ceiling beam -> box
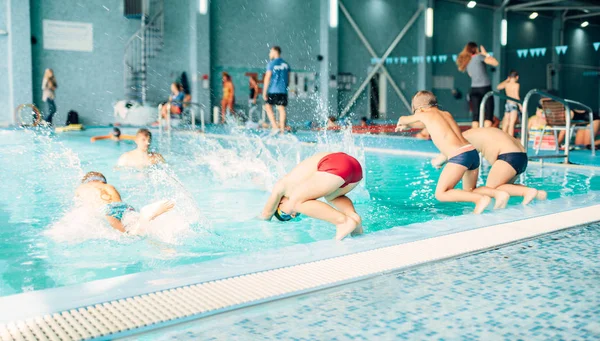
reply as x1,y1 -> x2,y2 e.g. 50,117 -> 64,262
506,0 -> 562,10
563,11 -> 600,21
510,6 -> 600,11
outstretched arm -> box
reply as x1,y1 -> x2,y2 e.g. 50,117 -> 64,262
395,114 -> 425,131
262,71 -> 272,101
260,181 -> 285,220
90,135 -> 111,142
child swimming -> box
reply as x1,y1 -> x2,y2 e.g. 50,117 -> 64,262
396,91 -> 509,214
432,127 -> 547,205
260,152 -> 363,240
90,127 -> 136,143
75,171 -> 174,234
117,129 -> 165,169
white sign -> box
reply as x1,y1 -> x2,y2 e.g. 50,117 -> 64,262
43,20 -> 93,52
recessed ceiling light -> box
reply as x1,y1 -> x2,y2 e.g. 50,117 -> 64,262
529,12 -> 538,19
467,1 -> 477,9
581,21 -> 589,28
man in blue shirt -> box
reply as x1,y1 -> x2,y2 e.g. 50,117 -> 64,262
263,46 -> 290,133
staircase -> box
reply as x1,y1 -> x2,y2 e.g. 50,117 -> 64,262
124,0 -> 164,104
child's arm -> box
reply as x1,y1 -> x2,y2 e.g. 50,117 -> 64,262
106,216 -> 126,233
90,135 -> 111,142
395,114 -> 425,131
260,181 -> 285,220
496,78 -> 509,90
120,135 -> 136,140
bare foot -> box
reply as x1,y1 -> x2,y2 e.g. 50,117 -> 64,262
536,190 -> 547,201
141,200 -> 175,221
522,188 -> 538,205
493,191 -> 510,209
335,217 -> 358,241
523,189 -> 547,205
153,200 -> 175,219
347,212 -> 363,236
473,196 -> 492,214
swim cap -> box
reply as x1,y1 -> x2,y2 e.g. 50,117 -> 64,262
83,175 -> 107,184
273,208 -> 300,222
112,127 -> 121,138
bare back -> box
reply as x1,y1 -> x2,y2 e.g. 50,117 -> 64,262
118,150 -> 164,168
419,109 -> 469,157
463,127 -> 525,163
75,182 -> 122,209
505,82 -> 520,104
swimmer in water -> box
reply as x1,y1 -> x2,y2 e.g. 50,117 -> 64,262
117,128 -> 165,169
90,127 -> 135,142
75,171 -> 174,234
432,128 -> 547,205
260,152 -> 363,240
396,91 -> 509,214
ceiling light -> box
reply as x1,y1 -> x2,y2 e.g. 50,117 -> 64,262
467,1 -> 477,8
529,12 -> 538,19
581,21 -> 589,28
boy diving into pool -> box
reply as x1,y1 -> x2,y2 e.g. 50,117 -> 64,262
396,91 -> 509,214
117,129 -> 165,169
75,171 -> 174,234
432,127 -> 547,205
260,152 -> 363,240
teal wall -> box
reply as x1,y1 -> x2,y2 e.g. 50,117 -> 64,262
338,0 -> 420,120
210,0 -> 320,123
561,22 -> 600,111
30,0 -> 139,125
0,0 -> 8,121
432,0 -> 493,121
0,0 -> 595,126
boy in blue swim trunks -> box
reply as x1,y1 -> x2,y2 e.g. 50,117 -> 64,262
75,171 -> 174,234
434,128 -> 547,205
396,91 -> 509,214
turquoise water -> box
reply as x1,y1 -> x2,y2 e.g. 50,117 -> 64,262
0,128 -> 598,296
134,223 -> 600,341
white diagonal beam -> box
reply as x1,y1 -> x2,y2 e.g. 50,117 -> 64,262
506,0 -> 562,10
339,6 -> 424,119
339,1 -> 411,112
564,12 -> 600,21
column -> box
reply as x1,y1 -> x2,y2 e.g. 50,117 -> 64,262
551,15 -> 562,91
417,0 -> 433,91
319,0 -> 338,117
7,0 -> 33,124
189,0 -> 211,124
492,0 -> 504,117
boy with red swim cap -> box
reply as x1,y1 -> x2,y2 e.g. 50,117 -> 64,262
260,152 -> 363,240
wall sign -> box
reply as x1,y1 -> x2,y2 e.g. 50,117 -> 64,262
43,20 -> 93,52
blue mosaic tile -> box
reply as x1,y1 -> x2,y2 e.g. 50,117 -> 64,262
135,224 -> 600,340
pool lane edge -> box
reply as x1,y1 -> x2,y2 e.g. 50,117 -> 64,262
1,204 -> 599,341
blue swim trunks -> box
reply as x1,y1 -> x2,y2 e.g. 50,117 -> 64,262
447,149 -> 480,171
497,152 -> 528,175
104,202 -> 135,220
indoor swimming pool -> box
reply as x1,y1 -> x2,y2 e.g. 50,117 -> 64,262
0,127 -> 599,298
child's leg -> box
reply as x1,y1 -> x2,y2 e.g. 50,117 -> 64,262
461,168 -> 509,209
502,113 -> 509,133
435,163 -> 491,214
281,172 -> 357,240
508,110 -> 518,137
486,161 -> 546,205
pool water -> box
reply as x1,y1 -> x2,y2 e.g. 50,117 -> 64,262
0,128 -> 598,296
135,223 -> 600,341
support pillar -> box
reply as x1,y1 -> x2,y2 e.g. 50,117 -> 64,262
189,0 -> 211,124
320,0 -> 339,118
492,0 -> 505,118
551,14 -> 563,91
6,0 -> 32,124
418,0 -> 433,91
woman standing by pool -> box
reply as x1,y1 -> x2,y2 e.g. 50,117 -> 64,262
457,42 -> 498,128
42,68 -> 57,124
221,72 -> 235,123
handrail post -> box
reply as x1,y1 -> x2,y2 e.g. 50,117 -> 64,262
520,90 -> 535,148
479,91 -> 494,127
564,103 -> 571,163
191,106 -> 195,131
200,108 -> 205,132
157,103 -> 163,136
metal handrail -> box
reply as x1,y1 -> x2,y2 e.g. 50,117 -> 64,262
158,101 -> 206,136
479,91 -> 523,127
521,89 -> 596,163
